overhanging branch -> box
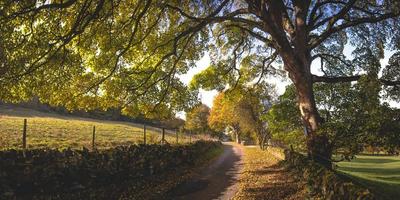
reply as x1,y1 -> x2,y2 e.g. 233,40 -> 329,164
312,75 -> 400,86
2,0 -> 78,21
313,75 -> 361,83
381,79 -> 400,86
310,12 -> 400,49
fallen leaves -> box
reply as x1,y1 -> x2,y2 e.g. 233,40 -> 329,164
233,146 -> 306,200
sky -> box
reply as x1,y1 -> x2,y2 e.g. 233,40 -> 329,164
177,46 -> 399,119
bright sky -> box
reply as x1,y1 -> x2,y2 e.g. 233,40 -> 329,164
178,53 -> 219,107
177,46 -> 398,119
178,52 -> 290,108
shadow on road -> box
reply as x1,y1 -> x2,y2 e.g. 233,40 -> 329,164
169,143 -> 243,200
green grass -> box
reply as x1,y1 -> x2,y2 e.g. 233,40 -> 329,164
0,105 -> 196,150
337,155 -> 400,200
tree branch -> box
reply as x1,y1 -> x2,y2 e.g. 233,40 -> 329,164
313,75 -> 400,86
310,12 -> 400,49
381,79 -> 400,86
224,24 -> 275,48
311,0 -> 357,31
312,75 -> 360,83
2,0 -> 78,21
312,53 -> 353,68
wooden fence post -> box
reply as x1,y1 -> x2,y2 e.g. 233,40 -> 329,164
161,128 -> 165,144
22,119 -> 27,150
158,128 -> 168,145
189,130 -> 192,143
176,129 -> 178,144
92,126 -> 96,150
143,125 -> 147,145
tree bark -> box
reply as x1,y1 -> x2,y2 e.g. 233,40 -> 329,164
291,69 -> 332,167
247,0 -> 335,166
235,132 -> 241,144
281,48 -> 332,166
259,131 -> 269,150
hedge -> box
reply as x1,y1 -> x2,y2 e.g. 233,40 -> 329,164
283,150 -> 375,200
0,140 -> 222,199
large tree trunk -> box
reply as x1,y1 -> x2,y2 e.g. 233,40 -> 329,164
251,0 -> 332,165
280,46 -> 332,166
291,71 -> 332,167
297,79 -> 332,166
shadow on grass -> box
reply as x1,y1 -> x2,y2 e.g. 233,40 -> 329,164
337,171 -> 400,200
351,157 -> 399,164
339,166 -> 400,176
337,155 -> 400,200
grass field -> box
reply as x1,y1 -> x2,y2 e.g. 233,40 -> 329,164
0,105 -> 196,150
337,155 -> 400,200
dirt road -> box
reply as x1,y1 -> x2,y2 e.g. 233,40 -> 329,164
169,142 -> 243,200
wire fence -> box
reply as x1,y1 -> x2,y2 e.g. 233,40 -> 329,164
0,117 -> 212,150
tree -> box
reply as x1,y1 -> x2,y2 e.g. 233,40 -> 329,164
269,81 -> 400,161
208,93 -> 230,132
0,0 -> 200,119
1,1 -> 400,164
375,106 -> 400,154
235,85 -> 275,149
208,84 -> 275,147
161,117 -> 185,130
186,1 -> 400,164
208,92 -> 242,142
185,104 -> 212,135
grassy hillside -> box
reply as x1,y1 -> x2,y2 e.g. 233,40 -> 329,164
0,105 -> 194,150
337,155 -> 400,200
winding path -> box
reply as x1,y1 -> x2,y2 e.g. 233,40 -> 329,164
170,142 -> 243,200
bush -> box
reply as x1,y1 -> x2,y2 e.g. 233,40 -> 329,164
0,141 -> 222,199
283,150 -> 375,200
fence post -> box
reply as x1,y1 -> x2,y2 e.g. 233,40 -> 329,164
22,119 -> 27,150
189,130 -> 192,143
176,129 -> 178,144
92,126 -> 96,150
161,128 -> 165,144
143,125 -> 147,145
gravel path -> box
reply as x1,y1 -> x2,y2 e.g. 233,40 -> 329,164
169,142 -> 243,200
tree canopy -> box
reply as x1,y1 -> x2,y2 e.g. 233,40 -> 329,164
208,84 -> 275,146
269,82 -> 400,159
184,104 -> 212,135
1,0 -> 203,118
